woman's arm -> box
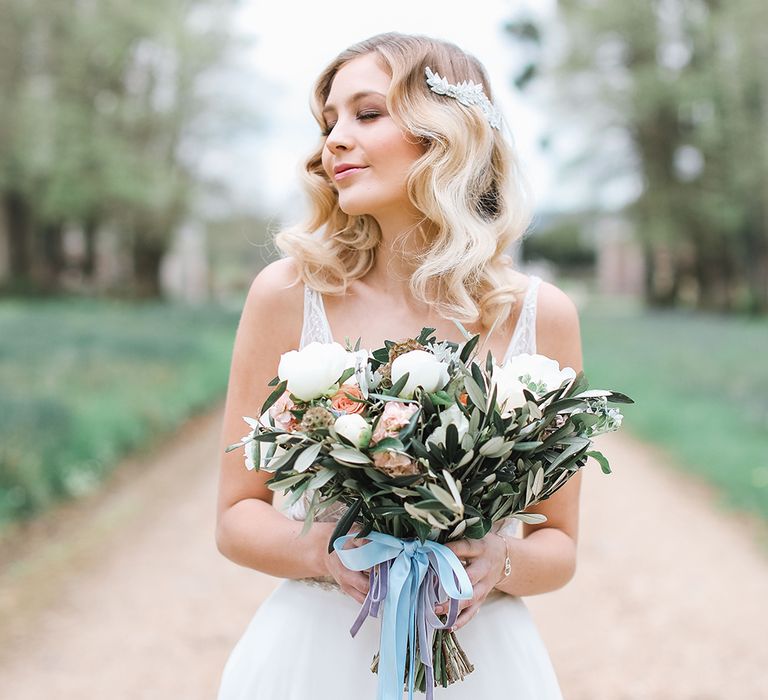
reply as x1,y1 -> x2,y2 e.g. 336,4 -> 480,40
214,259 -> 370,601
446,281 -> 584,627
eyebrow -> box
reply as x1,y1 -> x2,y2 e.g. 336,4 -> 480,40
321,91 -> 386,116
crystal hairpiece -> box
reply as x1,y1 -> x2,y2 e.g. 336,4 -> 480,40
425,66 -> 502,130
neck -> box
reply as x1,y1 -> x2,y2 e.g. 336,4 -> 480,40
365,207 -> 428,305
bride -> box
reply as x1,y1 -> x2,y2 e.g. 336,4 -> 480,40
215,32 -> 581,699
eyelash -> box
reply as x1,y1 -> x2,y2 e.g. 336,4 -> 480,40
322,111 -> 380,137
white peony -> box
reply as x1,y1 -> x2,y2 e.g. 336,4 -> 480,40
426,404 -> 470,447
501,353 -> 577,394
278,341 -> 350,402
490,365 -> 528,416
333,413 -> 372,448
391,350 -> 450,399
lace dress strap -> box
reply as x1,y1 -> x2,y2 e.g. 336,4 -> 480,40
284,284 -> 345,531
502,275 -> 541,363
300,284 -> 334,348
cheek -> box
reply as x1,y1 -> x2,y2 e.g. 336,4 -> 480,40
320,150 -> 333,178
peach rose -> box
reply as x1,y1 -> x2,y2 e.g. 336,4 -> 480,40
372,401 -> 418,444
372,450 -> 420,477
330,385 -> 366,415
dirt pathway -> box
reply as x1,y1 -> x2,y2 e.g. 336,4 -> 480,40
0,408 -> 765,699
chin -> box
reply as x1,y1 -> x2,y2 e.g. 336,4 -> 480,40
336,197 -> 378,218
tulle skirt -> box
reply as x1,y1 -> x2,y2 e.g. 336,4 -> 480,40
217,578 -> 562,699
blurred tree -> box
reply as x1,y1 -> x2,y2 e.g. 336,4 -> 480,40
506,1 -> 768,313
0,0 -> 241,297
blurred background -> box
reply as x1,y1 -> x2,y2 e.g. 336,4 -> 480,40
1,1 -> 766,698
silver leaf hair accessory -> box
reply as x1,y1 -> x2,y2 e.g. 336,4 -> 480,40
425,66 -> 502,130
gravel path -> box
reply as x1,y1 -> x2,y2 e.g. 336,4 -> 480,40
0,408 -> 765,699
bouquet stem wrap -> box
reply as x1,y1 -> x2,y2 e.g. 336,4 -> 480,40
333,532 -> 473,700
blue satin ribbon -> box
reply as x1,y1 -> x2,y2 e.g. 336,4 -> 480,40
333,531 -> 473,700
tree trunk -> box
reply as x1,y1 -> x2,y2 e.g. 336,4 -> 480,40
82,217 -> 99,280
131,238 -> 165,299
3,191 -> 34,292
33,221 -> 65,292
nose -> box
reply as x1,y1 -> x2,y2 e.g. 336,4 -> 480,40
325,118 -> 353,153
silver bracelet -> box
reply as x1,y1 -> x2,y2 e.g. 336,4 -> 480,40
494,531 -> 512,580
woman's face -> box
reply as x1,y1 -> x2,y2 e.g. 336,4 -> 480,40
320,53 -> 425,220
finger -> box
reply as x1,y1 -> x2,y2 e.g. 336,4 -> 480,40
452,603 -> 478,630
343,586 -> 367,605
448,537 -> 483,561
462,561 -> 484,586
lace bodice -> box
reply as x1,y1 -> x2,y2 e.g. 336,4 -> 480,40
300,276 -> 541,358
284,276 -> 542,530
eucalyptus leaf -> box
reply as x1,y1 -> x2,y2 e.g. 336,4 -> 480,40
586,450 -> 612,474
308,467 -> 336,490
294,443 -> 323,473
300,490 -> 320,536
607,391 -> 634,404
441,470 -> 463,507
260,379 -> 288,416
267,443 -> 304,471
267,472 -> 310,490
370,437 -> 405,453
532,467 -> 544,497
463,376 -> 486,409
513,512 -> 548,525
327,498 -> 363,553
458,332 -> 479,363
388,371 -> 410,398
329,447 -> 372,464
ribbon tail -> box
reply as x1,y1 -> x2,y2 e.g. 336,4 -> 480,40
378,554 -> 411,700
349,568 -> 375,637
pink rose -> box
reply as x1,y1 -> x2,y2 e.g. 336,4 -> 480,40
269,392 -> 300,432
372,401 -> 418,444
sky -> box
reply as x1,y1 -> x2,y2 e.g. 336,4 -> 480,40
206,0 -> 584,221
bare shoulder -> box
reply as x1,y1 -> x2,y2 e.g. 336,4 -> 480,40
240,256 -> 304,345
536,279 -> 580,329
534,279 -> 583,371
246,256 -> 303,306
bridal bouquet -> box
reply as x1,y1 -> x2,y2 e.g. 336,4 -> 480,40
227,325 -> 631,699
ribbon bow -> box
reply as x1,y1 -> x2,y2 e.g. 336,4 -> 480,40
333,531 -> 473,700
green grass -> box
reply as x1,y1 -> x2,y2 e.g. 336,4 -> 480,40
0,298 -> 240,526
580,299 -> 768,521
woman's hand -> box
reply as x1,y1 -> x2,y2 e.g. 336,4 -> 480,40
439,532 -> 508,630
316,522 -> 371,604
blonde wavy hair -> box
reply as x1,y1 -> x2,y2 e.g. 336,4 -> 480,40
274,32 -> 532,331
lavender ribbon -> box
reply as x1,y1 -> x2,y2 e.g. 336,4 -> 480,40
333,531 -> 473,700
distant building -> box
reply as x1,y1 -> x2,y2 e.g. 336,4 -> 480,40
594,215 -> 644,297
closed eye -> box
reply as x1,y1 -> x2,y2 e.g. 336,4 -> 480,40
322,110 -> 382,137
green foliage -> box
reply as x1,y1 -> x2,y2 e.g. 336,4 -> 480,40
0,298 -> 239,525
508,1 -> 768,313
522,217 -> 596,270
581,301 -> 768,521
0,0 -> 246,294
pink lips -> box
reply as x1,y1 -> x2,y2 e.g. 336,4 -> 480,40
333,164 -> 367,181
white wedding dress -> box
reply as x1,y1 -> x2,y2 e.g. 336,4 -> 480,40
217,275 -> 564,699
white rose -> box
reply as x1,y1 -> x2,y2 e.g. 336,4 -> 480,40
490,364 -> 528,416
278,341 -> 349,402
502,353 -> 577,394
391,350 -> 450,399
426,404 -> 470,447
334,413 -> 372,448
